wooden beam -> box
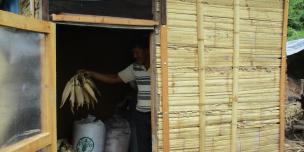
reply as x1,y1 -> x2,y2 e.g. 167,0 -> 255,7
150,31 -> 159,152
41,0 -> 49,20
279,0 -> 289,151
231,0 -> 240,151
160,25 -> 170,152
196,0 -> 206,151
0,10 -> 51,33
51,13 -> 159,27
0,133 -> 51,152
41,23 -> 57,152
161,0 -> 167,25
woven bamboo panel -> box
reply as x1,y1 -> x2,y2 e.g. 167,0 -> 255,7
155,0 -> 285,151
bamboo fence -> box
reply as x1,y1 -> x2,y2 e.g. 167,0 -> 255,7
155,0 -> 287,151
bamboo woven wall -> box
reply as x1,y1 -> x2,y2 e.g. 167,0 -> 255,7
155,0 -> 286,151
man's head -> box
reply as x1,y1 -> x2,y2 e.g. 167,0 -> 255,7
132,44 -> 149,65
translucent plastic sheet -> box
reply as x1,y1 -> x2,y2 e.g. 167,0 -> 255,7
0,27 -> 44,147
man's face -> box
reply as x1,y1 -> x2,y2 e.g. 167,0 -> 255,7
133,47 -> 145,64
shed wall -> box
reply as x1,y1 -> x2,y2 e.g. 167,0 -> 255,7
156,0 -> 285,151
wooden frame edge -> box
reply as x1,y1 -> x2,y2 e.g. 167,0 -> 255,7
0,10 -> 51,33
51,13 -> 159,27
279,0 -> 289,151
0,133 -> 51,152
160,25 -> 170,152
150,30 -> 159,152
41,23 -> 57,152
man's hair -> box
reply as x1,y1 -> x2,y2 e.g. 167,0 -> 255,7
132,37 -> 149,51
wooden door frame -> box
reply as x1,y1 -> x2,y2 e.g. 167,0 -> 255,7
52,15 -> 161,152
0,10 -> 56,152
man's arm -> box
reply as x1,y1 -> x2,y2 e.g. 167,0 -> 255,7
87,71 -> 123,84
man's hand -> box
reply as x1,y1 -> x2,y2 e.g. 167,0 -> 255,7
77,69 -> 93,78
77,69 -> 122,84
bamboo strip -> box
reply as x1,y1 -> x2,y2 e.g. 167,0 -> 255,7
168,28 -> 282,48
168,16 -> 283,29
168,102 -> 279,109
157,126 -> 279,139
157,135 -> 279,148
279,0 -> 289,151
196,0 -> 206,151
166,102 -> 280,112
157,124 -> 279,137
167,5 -> 283,21
157,117 -> 279,129
231,0 -> 240,151
160,25 -> 170,152
167,0 -> 283,9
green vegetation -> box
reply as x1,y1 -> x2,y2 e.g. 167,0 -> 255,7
288,0 -> 304,40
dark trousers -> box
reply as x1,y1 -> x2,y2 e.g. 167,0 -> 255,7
134,110 -> 151,152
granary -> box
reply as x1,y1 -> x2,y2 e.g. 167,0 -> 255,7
0,0 -> 288,151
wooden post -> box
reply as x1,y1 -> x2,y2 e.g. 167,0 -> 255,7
41,23 -> 57,152
231,0 -> 240,151
41,0 -> 49,20
150,31 -> 159,152
160,0 -> 167,25
51,14 -> 159,27
280,0 -> 289,151
196,0 -> 206,151
160,25 -> 170,152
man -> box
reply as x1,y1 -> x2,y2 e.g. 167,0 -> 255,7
81,44 -> 151,152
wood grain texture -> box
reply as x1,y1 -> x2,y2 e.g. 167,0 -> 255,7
0,10 -> 51,33
279,0 -> 289,151
52,13 -> 159,27
160,25 -> 170,152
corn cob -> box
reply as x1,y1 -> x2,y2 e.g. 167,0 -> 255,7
60,78 -> 72,108
83,81 -> 98,103
70,77 -> 76,113
74,76 -> 84,110
60,73 -> 101,113
86,78 -> 102,97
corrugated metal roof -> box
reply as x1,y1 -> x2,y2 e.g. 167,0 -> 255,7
287,39 -> 304,56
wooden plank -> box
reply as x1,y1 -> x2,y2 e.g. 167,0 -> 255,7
160,25 -> 170,152
51,13 -> 159,27
150,31 -> 159,152
231,0 -> 240,151
42,0 -> 49,20
41,23 -> 57,152
168,0 -> 284,9
196,0 -> 206,151
161,0 -> 167,25
0,10 -> 51,33
0,133 -> 51,152
279,0 -> 289,151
